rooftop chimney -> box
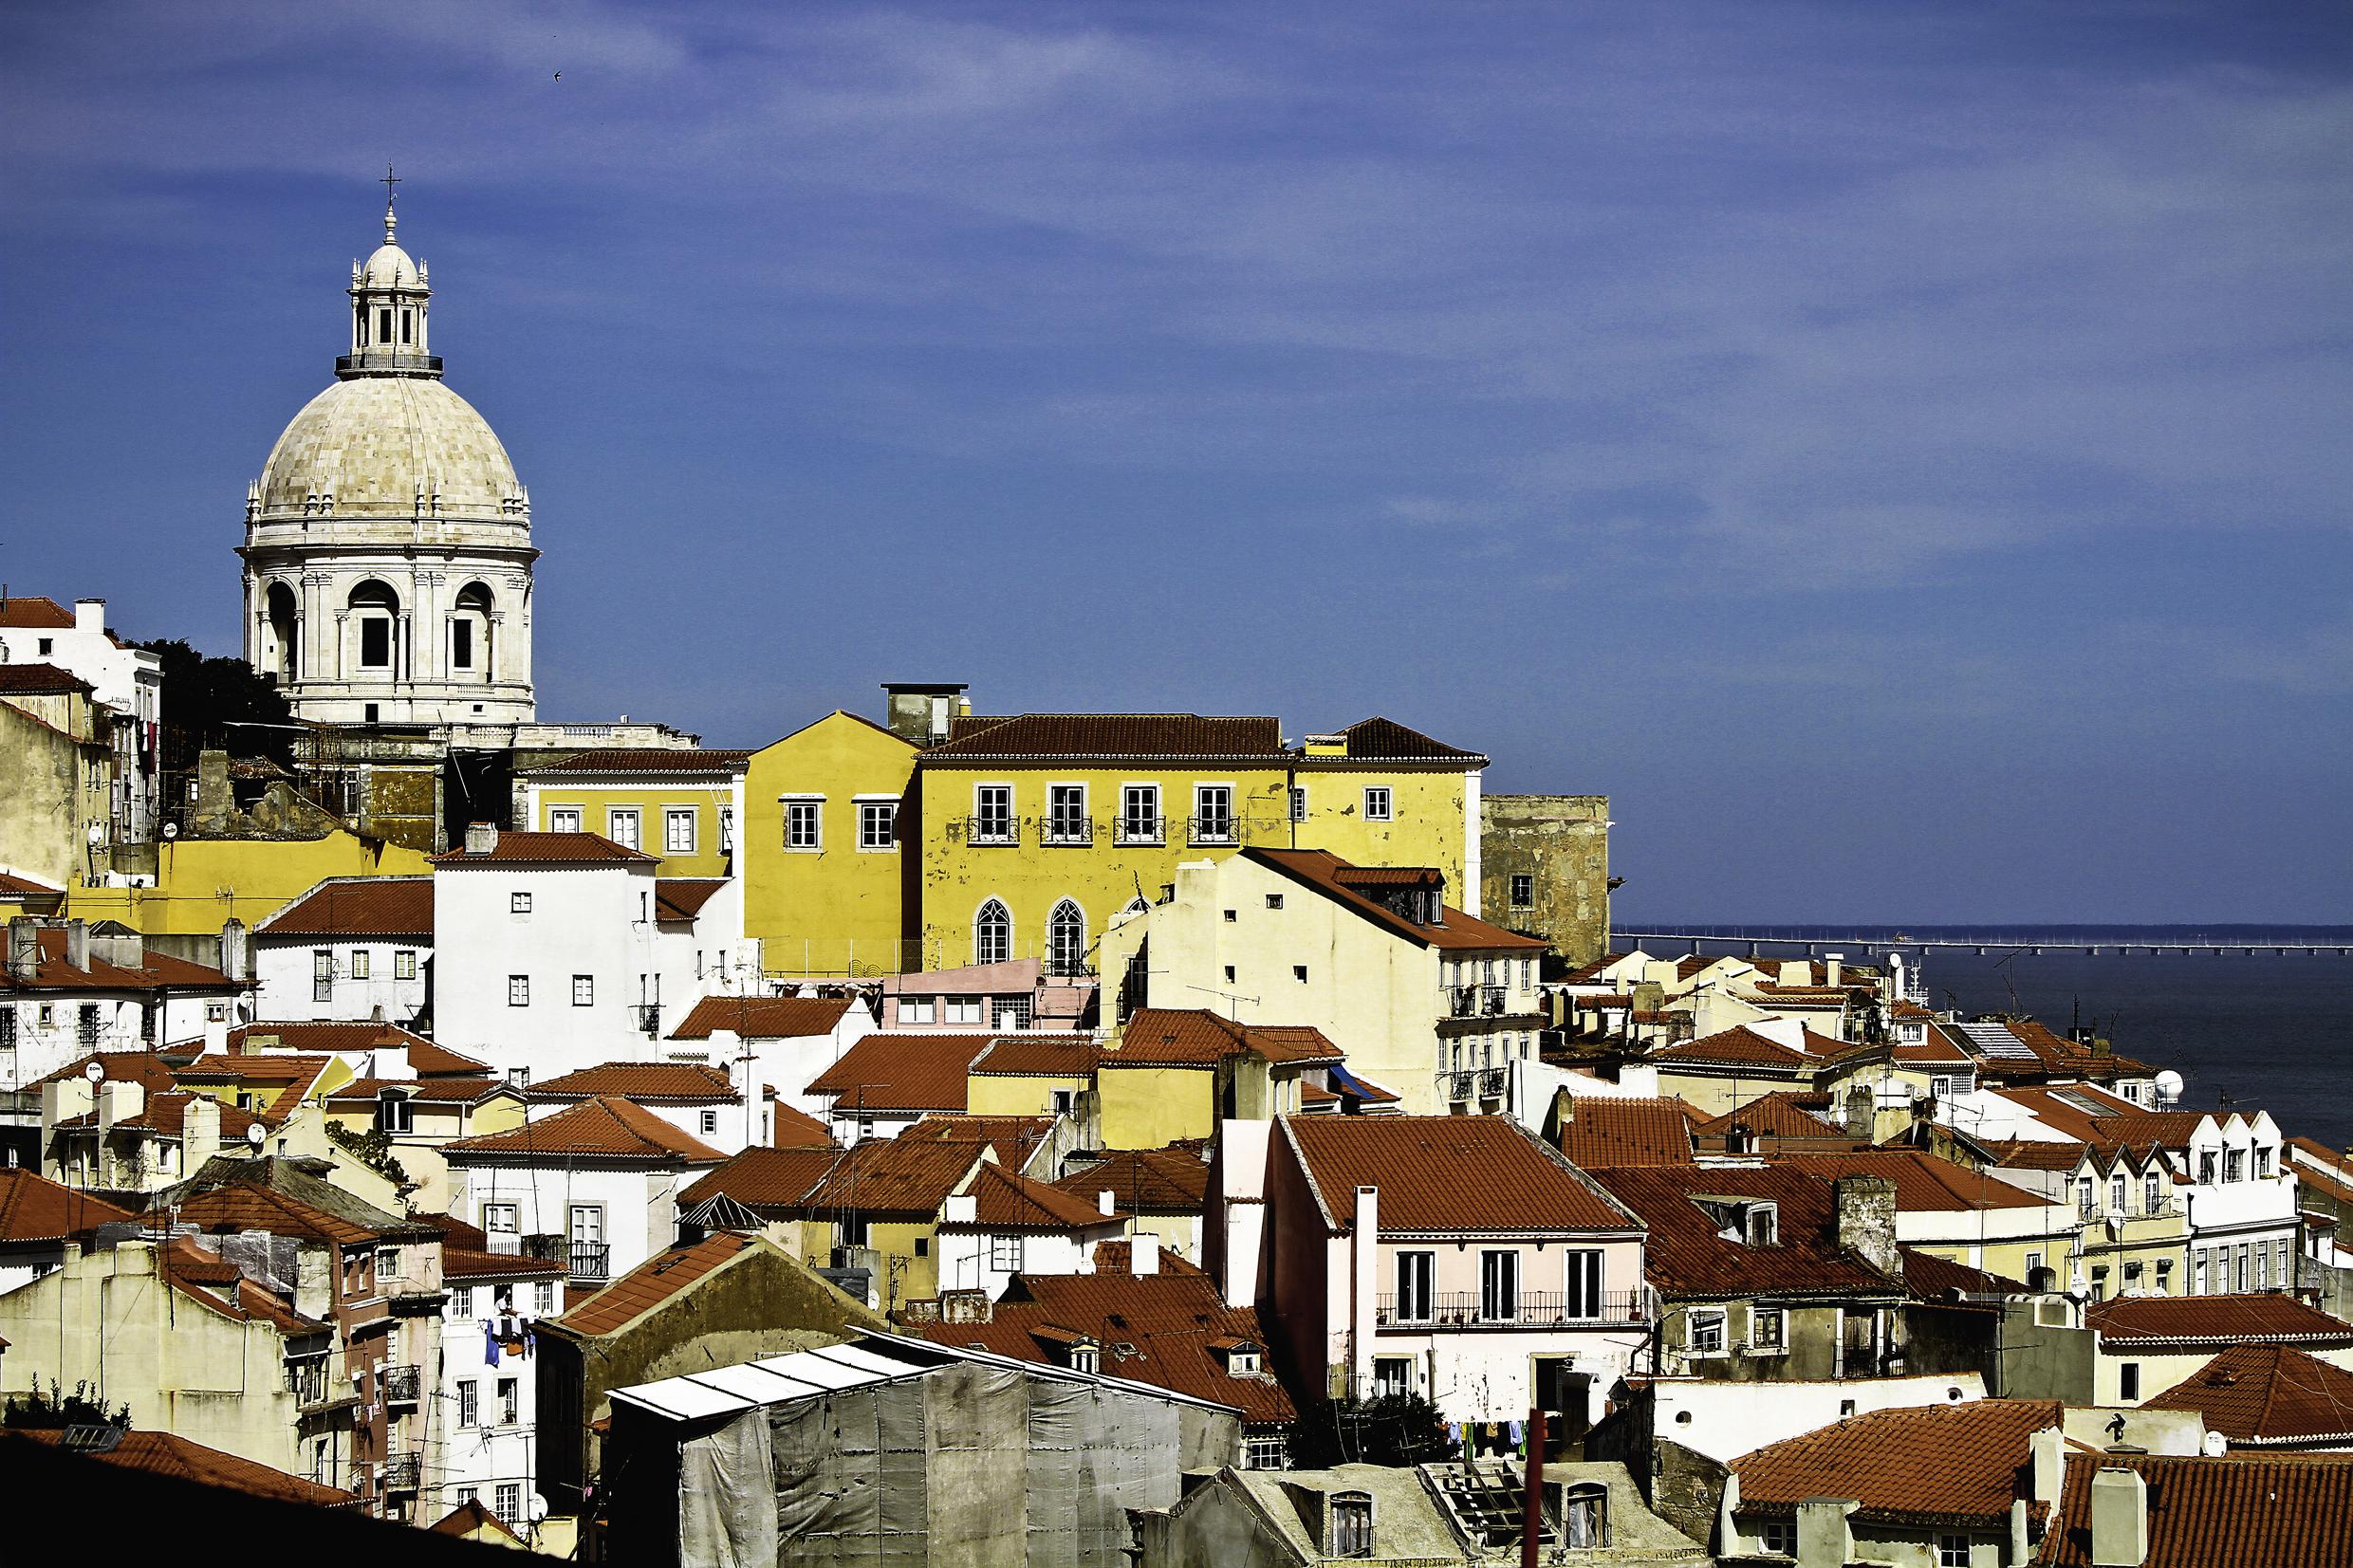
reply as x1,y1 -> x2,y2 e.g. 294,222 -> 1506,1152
1833,1173 -> 1899,1277
97,1079 -> 144,1133
74,599 -> 105,635
2089,1467 -> 2148,1567
880,682 -> 968,747
7,918 -> 38,982
184,1094 -> 221,1172
216,918 -> 248,982
464,821 -> 498,856
64,919 -> 89,972
1824,952 -> 1843,987
1131,1233 -> 1160,1276
1097,1189 -> 1117,1216
943,1192 -> 977,1226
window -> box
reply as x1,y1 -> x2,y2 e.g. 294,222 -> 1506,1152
992,996 -> 1033,1030
451,617 -> 472,669
1293,965 -> 1308,982
313,949 -> 333,1003
2198,1151 -> 2217,1184
1362,786 -> 1392,821
1559,1484 -> 1608,1549
360,616 -> 391,668
535,1281 -> 556,1315
1288,786 -> 1307,822
2110,1174 -> 2127,1213
571,974 -> 593,1006
666,808 -> 695,854
1193,784 -> 1233,843
1563,1247 -> 1603,1318
2078,1177 -> 2096,1216
450,1285 -> 475,1319
899,997 -> 935,1024
1751,1306 -> 1786,1351
495,1483 -> 521,1525
2235,1244 -> 2251,1291
511,891 -> 532,914
943,996 -> 982,1025
377,1091 -> 413,1134
1241,1434 -> 1288,1471
700,1110 -> 718,1135
2225,1149 -> 2244,1183
1328,1493 -> 1373,1558
458,1380 -> 479,1427
481,1203 -> 518,1234
1510,873 -> 1534,909
2256,1147 -> 2272,1179
1266,894 -> 1285,910
349,949 -> 370,981
1120,784 -> 1161,842
507,1065 -> 530,1088
973,784 -> 1014,843
548,807 -> 581,833
784,799 -> 822,849
607,808 -> 640,850
1936,1536 -> 1973,1568
974,899 -> 1011,966
1047,900 -> 1086,977
508,975 -> 529,1006
498,1377 -> 519,1426
1759,1519 -> 1795,1557
1046,784 -> 1088,844
1479,1249 -> 1519,1321
1372,1357 -> 1412,1399
858,800 -> 898,850
990,1234 -> 1024,1271
2025,1250 -> 2045,1285
1395,1251 -> 1435,1321
1690,1309 -> 1727,1354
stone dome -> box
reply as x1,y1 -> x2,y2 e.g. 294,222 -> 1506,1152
360,239 -> 421,289
257,377 -> 522,520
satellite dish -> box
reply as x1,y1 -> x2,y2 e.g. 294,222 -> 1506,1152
83,1061 -> 105,1084
247,1123 -> 267,1150
2154,1069 -> 2184,1105
161,822 -> 178,840
2201,1430 -> 2227,1457
528,1493 -> 549,1523
86,822 -> 104,846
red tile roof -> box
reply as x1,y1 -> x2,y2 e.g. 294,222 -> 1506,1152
439,1096 -> 726,1163
1650,1026 -> 1812,1070
0,871 -> 65,896
555,1231 -> 767,1337
771,1100 -> 838,1150
1900,1247 -> 2028,1299
655,878 -> 728,922
175,1183 -> 390,1246
1248,848 -> 1547,952
0,662 -> 94,694
54,1088 -> 266,1141
797,1136 -> 991,1219
5,1429 -> 357,1507
0,929 -> 244,994
918,713 -> 1288,762
1051,1145 -> 1213,1213
1552,1097 -> 1698,1169
1775,1151 -> 2053,1212
2086,1293 -> 2353,1348
1325,715 -> 1485,763
518,748 -> 752,774
442,1246 -> 567,1282
0,1168 -> 137,1243
255,876 -> 432,937
668,992 -> 855,1040
1113,1009 -> 1342,1067
29,1048 -> 178,1093
806,1034 -> 988,1113
2140,1343 -> 2353,1444
901,1114 -> 1054,1166
915,1269 -> 1295,1425
1695,1090 -> 1851,1142
529,1061 -> 740,1103
2035,1453 -> 2353,1567
0,595 -> 76,628
967,1035 -> 1103,1077
946,1162 -> 1119,1232
1592,1165 -> 1899,1299
1281,1115 -> 1639,1235
320,1075 -> 510,1105
425,829 -> 657,865
1734,1399 -> 2063,1525
679,1146 -> 846,1209
171,1022 -> 482,1078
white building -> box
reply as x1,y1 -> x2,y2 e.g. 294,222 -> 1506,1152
663,993 -> 872,1117
931,1165 -> 1129,1300
437,1227 -> 567,1530
253,876 -> 433,1024
0,595 -> 164,843
239,192 -> 534,735
527,1061 -> 764,1156
1,919 -> 250,1095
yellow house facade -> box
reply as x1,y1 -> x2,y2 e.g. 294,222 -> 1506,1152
516,747 -> 749,878
906,713 -> 1486,981
68,828 -> 432,938
740,710 -> 917,978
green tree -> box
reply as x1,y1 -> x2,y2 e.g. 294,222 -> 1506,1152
133,638 -> 296,774
1288,1391 -> 1458,1469
3,1379 -> 130,1430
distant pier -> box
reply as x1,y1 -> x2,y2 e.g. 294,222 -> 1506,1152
1612,931 -> 2352,959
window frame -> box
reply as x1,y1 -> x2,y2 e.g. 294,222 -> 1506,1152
1395,1250 -> 1436,1322
1509,873 -> 1533,908
547,806 -> 582,834
1045,783 -> 1090,845
1936,1534 -> 1973,1568
1362,786 -> 1393,821
571,974 -> 594,1007
508,974 -> 529,1007
1119,783 -> 1163,844
857,797 -> 899,851
664,807 -> 696,854
606,807 -> 640,850
510,891 -> 532,914
1328,1492 -> 1374,1559
782,796 -> 823,852
1689,1307 -> 1728,1356
973,783 -> 1015,844
1478,1248 -> 1520,1323
1192,783 -> 1235,843
974,900 -> 1012,967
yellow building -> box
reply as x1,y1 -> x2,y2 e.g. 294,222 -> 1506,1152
0,665 -> 112,890
516,747 -> 750,877
739,710 -> 917,977
68,827 -> 432,939
905,712 -> 1487,980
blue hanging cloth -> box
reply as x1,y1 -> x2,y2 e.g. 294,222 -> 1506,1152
484,1320 -> 502,1367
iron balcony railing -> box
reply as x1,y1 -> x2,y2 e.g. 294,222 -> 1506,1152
961,816 -> 1019,846
1042,816 -> 1095,846
1114,816 -> 1166,845
1187,815 -> 1238,846
380,1364 -> 421,1405
565,1242 -> 611,1282
381,1452 -> 422,1492
1478,1068 -> 1508,1098
1375,1290 -> 1649,1329
1449,987 -> 1479,1019
633,1004 -> 660,1036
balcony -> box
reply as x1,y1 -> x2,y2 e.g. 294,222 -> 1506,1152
380,1364 -> 421,1406
1375,1290 -> 1649,1330
633,1004 -> 660,1037
1481,987 -> 1509,1017
1445,1072 -> 1477,1103
1042,816 -> 1095,847
565,1242 -> 611,1283
1478,1068 -> 1508,1098
1186,815 -> 1238,847
960,816 -> 1019,847
1449,987 -> 1479,1020
381,1452 -> 422,1493
1114,816 -> 1165,846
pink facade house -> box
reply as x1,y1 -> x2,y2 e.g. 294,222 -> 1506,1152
1232,1114 -> 1652,1435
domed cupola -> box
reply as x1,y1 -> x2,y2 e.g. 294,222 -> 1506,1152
343,183 -> 437,378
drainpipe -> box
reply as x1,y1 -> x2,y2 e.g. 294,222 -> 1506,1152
1520,1407 -> 1547,1568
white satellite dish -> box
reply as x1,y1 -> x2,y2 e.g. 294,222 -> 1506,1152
528,1493 -> 549,1523
2154,1069 -> 2184,1105
161,822 -> 178,840
2201,1430 -> 2227,1457
247,1123 -> 267,1150
83,1061 -> 105,1084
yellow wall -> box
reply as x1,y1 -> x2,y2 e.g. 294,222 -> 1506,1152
324,1096 -> 528,1211
869,1217 -> 940,1310
742,712 -> 917,977
528,779 -> 739,877
68,829 -> 432,936
966,1071 -> 1096,1119
1097,1065 -> 1217,1150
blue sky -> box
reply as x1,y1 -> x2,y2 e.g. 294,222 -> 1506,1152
4,2 -> 2347,923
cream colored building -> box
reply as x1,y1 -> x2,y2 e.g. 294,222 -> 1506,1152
239,193 -> 535,735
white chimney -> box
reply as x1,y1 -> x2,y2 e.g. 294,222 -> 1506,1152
65,919 -> 89,972
7,918 -> 38,982
97,1079 -> 143,1132
1824,952 -> 1843,987
1097,1189 -> 1116,1216
943,1193 -> 976,1226
74,599 -> 104,635
216,918 -> 248,982
464,821 -> 499,855
1351,1186 -> 1379,1399
2089,1467 -> 2148,1567
203,1017 -> 230,1056
183,1094 -> 221,1172
1131,1233 -> 1160,1276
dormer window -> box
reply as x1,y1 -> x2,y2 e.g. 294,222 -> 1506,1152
1328,1492 -> 1373,1558
1695,1197 -> 1777,1246
1068,1344 -> 1099,1374
377,1090 -> 413,1134
1218,1339 -> 1262,1376
1746,1204 -> 1777,1246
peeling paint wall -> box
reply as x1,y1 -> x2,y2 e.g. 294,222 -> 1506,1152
1480,793 -> 1610,965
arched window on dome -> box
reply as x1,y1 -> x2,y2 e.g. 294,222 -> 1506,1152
347,580 -> 400,674
974,899 -> 1012,967
1047,900 -> 1087,978
264,581 -> 300,684
451,582 -> 494,679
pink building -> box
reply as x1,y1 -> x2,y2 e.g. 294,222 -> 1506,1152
1225,1114 -> 1652,1434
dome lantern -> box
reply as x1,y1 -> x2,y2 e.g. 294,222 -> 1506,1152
341,170 -> 437,380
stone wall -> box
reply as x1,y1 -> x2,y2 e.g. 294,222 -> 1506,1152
1479,794 -> 1610,965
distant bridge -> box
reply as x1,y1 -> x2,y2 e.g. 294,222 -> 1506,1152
1611,930 -> 2353,959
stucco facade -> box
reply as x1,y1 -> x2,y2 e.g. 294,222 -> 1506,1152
1479,792 -> 1611,966
741,710 -> 918,977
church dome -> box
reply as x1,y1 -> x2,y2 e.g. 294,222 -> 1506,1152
257,376 -> 523,521
360,239 -> 421,289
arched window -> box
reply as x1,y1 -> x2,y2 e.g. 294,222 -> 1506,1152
265,581 -> 299,682
347,580 -> 400,672
1047,900 -> 1086,977
452,581 -> 493,676
974,899 -> 1011,966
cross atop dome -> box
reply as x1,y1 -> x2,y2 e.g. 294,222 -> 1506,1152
380,164 -> 401,243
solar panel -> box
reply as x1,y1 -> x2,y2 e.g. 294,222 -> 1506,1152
1958,1022 -> 2037,1061
2050,1088 -> 2118,1116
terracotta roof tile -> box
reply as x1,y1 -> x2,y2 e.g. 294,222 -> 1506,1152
655,878 -> 728,922
1248,848 -> 1547,952
0,871 -> 65,896
2036,1453 -> 2353,1567
174,1183 -> 389,1246
2140,1343 -> 2353,1443
0,662 -> 94,694
2086,1293 -> 2353,1348
678,1146 -> 844,1209
806,1034 -> 988,1113
1552,1098 -> 1698,1169
1113,1009 -> 1342,1067
1593,1165 -> 1898,1298
1695,1090 -> 1852,1142
797,1137 -> 990,1219
320,1075 -> 510,1105
668,992 -> 854,1040
1051,1144 -> 1213,1213
430,1497 -> 527,1542
425,829 -> 657,865
0,595 -> 76,628
771,1100 -> 838,1150
1775,1151 -> 2053,1212
0,1168 -> 137,1243
1735,1399 -> 2064,1524
1650,1025 -> 1812,1070
440,1096 -> 726,1163
901,1114 -> 1053,1166
5,1429 -> 357,1507
517,748 -> 751,774
255,876 -> 432,938
0,929 -> 243,994
1282,1115 -> 1639,1235
529,1061 -> 739,1103
967,1035 -> 1103,1077
28,1048 -> 177,1093
441,1246 -> 567,1282
1326,715 -> 1485,762
555,1231 -> 767,1337
947,1162 -> 1119,1232
918,713 -> 1288,762
54,1088 -> 266,1141
171,1022 -> 481,1077
1901,1247 -> 2028,1299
